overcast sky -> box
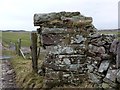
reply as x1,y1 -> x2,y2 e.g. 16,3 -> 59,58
0,0 -> 119,31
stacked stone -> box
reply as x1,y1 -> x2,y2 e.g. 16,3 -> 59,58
34,11 -> 120,89
86,34 -> 120,88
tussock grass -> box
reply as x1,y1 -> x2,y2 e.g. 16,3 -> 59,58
3,49 -> 43,89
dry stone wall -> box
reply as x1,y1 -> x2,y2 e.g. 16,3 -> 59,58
34,11 -> 120,89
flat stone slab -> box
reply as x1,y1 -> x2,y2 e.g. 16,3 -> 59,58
98,60 -> 110,73
104,69 -> 117,82
117,69 -> 120,83
34,11 -> 92,27
103,69 -> 118,88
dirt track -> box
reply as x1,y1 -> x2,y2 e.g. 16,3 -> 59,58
0,43 -> 17,89
1,60 -> 17,89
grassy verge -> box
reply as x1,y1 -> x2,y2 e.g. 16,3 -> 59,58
2,49 -> 43,89
2,31 -> 44,89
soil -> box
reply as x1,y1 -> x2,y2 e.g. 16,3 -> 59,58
1,60 -> 17,89
0,43 -> 17,89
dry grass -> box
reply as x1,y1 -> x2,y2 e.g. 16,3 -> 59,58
3,49 -> 43,89
2,31 -> 44,89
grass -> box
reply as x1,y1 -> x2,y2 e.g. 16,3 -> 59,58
11,55 -> 43,88
2,49 -> 44,89
98,30 -> 120,40
2,32 -> 31,47
0,31 -> 2,41
98,30 -> 118,34
2,31 -> 44,89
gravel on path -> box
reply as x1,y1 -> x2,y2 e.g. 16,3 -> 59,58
0,59 -> 17,89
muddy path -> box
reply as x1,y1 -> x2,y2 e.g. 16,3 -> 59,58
0,43 -> 17,89
1,60 -> 17,89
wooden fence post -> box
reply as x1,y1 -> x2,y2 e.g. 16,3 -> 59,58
31,32 -> 38,72
18,38 -> 21,56
15,43 -> 18,54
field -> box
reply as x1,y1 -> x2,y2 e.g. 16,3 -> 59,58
98,30 -> 120,39
2,31 -> 31,47
0,31 -> 2,38
98,30 -> 118,34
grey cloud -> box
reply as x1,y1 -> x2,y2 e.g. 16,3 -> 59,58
0,0 -> 119,30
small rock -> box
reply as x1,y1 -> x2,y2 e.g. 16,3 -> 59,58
97,46 -> 105,54
9,79 -> 13,82
103,78 -> 117,88
87,65 -> 94,72
6,69 -> 14,75
62,58 -> 71,65
94,57 -> 102,61
102,83 -> 109,89
1,78 -> 5,81
110,39 -> 118,54
88,72 -> 102,84
101,54 -> 110,59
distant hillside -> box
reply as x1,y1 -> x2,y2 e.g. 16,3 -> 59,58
98,29 -> 118,34
2,30 -> 27,32
98,29 -> 118,32
1,29 -> 119,33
